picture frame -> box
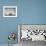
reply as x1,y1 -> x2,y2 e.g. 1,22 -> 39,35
3,6 -> 17,17
18,24 -> 46,42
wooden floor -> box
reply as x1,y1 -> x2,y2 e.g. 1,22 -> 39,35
19,39 -> 46,46
0,40 -> 46,46
0,44 -> 18,46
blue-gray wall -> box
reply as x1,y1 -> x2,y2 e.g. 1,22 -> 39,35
0,0 -> 46,44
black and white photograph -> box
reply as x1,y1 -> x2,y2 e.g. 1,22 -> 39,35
3,6 -> 17,17
18,25 -> 46,46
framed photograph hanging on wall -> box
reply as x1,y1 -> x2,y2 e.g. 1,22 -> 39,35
3,6 -> 17,17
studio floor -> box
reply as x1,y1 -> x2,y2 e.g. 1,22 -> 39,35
19,40 -> 46,46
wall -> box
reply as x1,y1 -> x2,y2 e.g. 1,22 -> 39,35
0,0 -> 18,44
0,0 -> 46,44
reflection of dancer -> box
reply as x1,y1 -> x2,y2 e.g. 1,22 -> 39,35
8,32 -> 16,46
8,32 -> 16,41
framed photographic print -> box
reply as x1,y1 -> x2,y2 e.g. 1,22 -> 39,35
3,6 -> 17,17
18,24 -> 46,42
